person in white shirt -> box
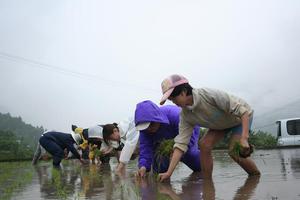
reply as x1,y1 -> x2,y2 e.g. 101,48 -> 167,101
102,117 -> 139,173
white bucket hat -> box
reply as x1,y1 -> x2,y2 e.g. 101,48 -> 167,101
135,122 -> 151,131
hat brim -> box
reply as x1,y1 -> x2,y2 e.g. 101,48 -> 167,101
136,122 -> 151,131
159,88 -> 174,105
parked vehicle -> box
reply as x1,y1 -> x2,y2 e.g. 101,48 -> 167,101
277,118 -> 300,147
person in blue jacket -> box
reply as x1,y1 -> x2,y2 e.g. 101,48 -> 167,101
39,130 -> 86,167
134,100 -> 201,177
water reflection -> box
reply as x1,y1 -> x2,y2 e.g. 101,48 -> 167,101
33,161 -> 261,200
34,164 -> 59,199
33,161 -> 112,199
278,148 -> 300,179
79,165 -> 105,199
134,175 -> 172,200
233,175 -> 260,200
160,173 -> 205,200
114,169 -> 209,200
34,163 -> 79,199
11,149 -> 300,199
133,173 -> 260,200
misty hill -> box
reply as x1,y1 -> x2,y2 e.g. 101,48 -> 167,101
253,99 -> 300,136
0,112 -> 44,149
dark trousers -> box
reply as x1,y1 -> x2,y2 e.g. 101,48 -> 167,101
39,134 -> 64,167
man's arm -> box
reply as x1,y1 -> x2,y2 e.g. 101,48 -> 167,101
158,114 -> 194,181
158,147 -> 183,182
240,112 -> 250,148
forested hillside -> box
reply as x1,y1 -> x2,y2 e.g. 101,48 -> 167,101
0,112 -> 44,160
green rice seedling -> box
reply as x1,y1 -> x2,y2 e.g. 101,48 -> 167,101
230,141 -> 254,159
231,142 -> 243,157
156,139 -> 175,158
154,139 -> 175,173
94,148 -> 102,158
52,168 -> 68,199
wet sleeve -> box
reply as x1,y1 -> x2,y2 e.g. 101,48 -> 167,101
174,114 -> 194,153
119,127 -> 139,164
138,132 -> 154,171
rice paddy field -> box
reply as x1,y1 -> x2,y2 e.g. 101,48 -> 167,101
1,148 -> 300,200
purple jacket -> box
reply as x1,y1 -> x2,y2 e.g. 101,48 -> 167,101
135,100 -> 200,171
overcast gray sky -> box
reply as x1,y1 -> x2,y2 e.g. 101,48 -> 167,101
0,0 -> 299,132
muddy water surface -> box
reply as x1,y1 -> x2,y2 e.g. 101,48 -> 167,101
1,148 -> 300,200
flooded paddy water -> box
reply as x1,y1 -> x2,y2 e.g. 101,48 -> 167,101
1,148 -> 300,200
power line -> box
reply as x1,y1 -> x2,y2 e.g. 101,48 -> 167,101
0,51 -> 160,93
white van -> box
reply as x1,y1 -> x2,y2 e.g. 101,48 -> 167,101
277,118 -> 300,146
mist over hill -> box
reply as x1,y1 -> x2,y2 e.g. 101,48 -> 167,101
0,112 -> 44,149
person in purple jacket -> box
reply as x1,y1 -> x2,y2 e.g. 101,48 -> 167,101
134,100 -> 201,177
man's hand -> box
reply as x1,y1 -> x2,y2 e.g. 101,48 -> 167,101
158,171 -> 171,182
135,167 -> 147,178
239,137 -> 254,158
157,147 -> 182,182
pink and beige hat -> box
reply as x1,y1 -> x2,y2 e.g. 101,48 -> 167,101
160,74 -> 188,105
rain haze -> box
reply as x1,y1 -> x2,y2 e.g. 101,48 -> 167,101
0,0 -> 299,132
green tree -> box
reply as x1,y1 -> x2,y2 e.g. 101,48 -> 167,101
0,112 -> 45,161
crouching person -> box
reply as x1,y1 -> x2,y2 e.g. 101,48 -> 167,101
102,117 -> 140,173
39,130 -> 86,167
134,100 -> 201,177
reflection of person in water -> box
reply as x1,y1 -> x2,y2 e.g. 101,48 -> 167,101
33,165 -> 55,197
33,164 -> 79,199
157,174 -> 260,200
233,175 -> 260,200
159,172 -> 204,200
112,175 -> 141,200
134,176 -> 160,200
133,173 -> 204,200
101,164 -> 114,199
79,165 -> 105,199
135,174 -> 204,200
